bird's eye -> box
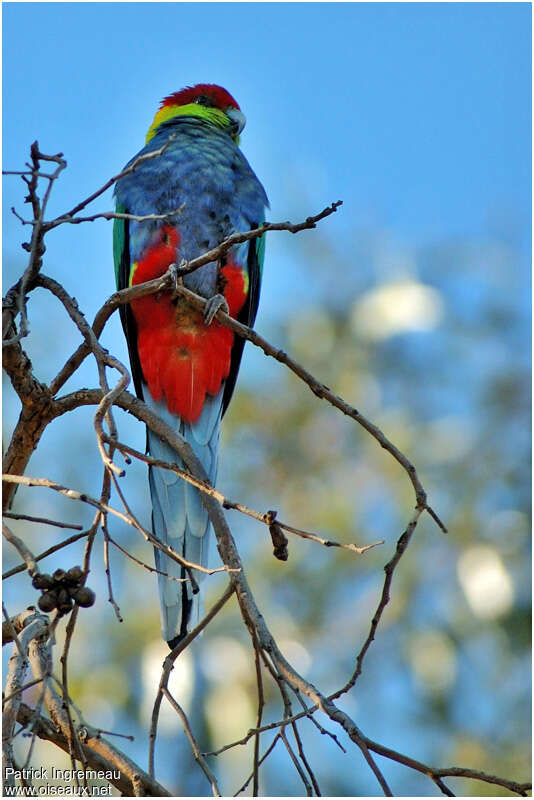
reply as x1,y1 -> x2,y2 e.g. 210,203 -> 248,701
194,95 -> 213,107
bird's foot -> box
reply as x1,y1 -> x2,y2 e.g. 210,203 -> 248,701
204,293 -> 229,325
169,261 -> 185,293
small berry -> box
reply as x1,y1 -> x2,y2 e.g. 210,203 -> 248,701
73,587 -> 96,608
56,589 -> 69,606
66,566 -> 83,584
32,573 -> 54,590
58,598 -> 74,615
38,592 -> 57,613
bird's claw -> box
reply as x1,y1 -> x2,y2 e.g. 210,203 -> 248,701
204,293 -> 229,325
169,262 -> 179,291
169,261 -> 185,292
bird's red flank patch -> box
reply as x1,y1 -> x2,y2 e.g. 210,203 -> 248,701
130,227 -> 248,422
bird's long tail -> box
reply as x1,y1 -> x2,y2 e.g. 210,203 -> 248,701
145,388 -> 223,648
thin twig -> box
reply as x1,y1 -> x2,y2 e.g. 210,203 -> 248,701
103,434 -> 381,556
331,508 -> 423,699
107,532 -> 186,583
251,633 -> 265,796
364,735 -> 531,797
46,137 -> 178,227
279,728 -> 313,796
148,584 -> 235,777
45,206 -> 185,226
101,516 -> 123,622
2,522 -> 37,576
2,473 -> 237,577
3,529 -> 90,580
60,605 -> 87,786
233,734 -> 282,796
162,687 -> 221,796
3,511 -> 83,530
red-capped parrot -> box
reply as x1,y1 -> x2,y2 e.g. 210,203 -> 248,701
113,84 -> 268,647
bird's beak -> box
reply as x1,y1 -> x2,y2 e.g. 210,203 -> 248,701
227,108 -> 246,137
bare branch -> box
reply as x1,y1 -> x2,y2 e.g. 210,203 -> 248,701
101,516 -> 123,622
331,507 -> 424,699
3,511 -> 83,530
100,433 -> 381,556
2,522 -> 38,576
25,630 -> 170,796
46,137 -> 177,226
2,142 -> 66,346
3,530 -> 90,581
149,584 -> 235,777
2,473 -> 236,577
45,205 -> 185,227
162,687 -> 222,797
168,282 -> 446,532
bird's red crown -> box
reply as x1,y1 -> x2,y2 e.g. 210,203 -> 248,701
161,84 -> 240,111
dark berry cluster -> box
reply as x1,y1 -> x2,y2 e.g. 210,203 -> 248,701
32,566 -> 95,616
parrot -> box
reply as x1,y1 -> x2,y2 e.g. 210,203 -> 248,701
113,84 -> 268,649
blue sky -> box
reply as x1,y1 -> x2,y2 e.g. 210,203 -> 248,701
3,3 -> 531,372
3,2 -> 531,268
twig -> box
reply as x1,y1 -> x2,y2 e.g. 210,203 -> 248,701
102,434 -> 380,556
3,612 -> 49,778
94,728 -> 134,742
233,734 -> 282,796
363,735 -> 531,797
279,728 -> 313,796
3,143 -> 66,346
46,136 -> 177,226
2,522 -> 37,576
60,605 -> 87,785
107,531 -> 186,583
3,511 -> 83,530
148,583 -> 235,777
2,473 -> 237,577
101,516 -> 123,622
45,206 -> 185,226
36,273 -> 130,478
290,688 -> 346,753
277,520 -> 383,554
2,675 -> 45,704
26,631 -> 170,796
162,687 -> 222,796
3,529 -> 90,580
170,282 -> 446,533
288,720 -> 322,796
251,633 -> 265,796
331,508 -> 423,699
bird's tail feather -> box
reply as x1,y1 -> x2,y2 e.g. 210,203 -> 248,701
145,387 -> 222,646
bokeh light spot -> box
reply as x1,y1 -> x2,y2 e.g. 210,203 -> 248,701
457,546 -> 514,619
351,280 -> 444,340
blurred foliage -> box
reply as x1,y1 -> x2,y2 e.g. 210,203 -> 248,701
3,209 -> 530,796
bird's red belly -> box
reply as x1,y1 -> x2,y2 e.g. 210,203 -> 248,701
129,227 -> 247,422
